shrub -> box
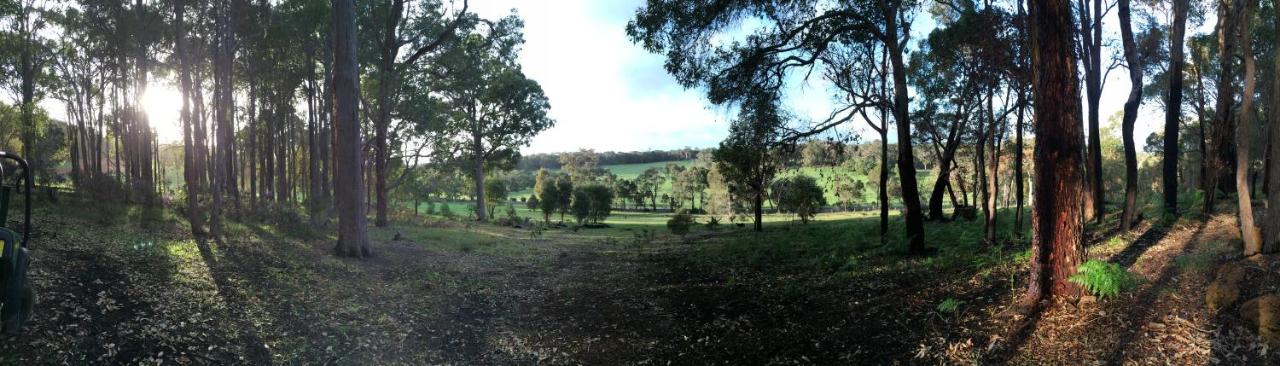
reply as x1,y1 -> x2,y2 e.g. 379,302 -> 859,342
582,184 -> 613,224
705,216 -> 720,229
526,195 -> 540,210
424,201 -> 437,215
571,189 -> 591,224
484,180 -> 508,219
505,204 -> 520,225
667,210 -> 695,238
569,184 -> 614,225
1068,260 -> 1142,300
772,175 -> 826,223
440,203 -> 455,219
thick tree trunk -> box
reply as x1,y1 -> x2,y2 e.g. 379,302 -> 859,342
332,0 -> 371,258
175,0 -> 203,236
1118,0 -> 1143,231
220,0 -> 241,209
209,0 -> 228,235
1164,0 -> 1188,215
1207,0 -> 1240,214
884,7 -> 927,254
1236,0 -> 1263,255
373,0 -> 405,228
1023,0 -> 1087,307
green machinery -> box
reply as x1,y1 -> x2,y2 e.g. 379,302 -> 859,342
0,152 -> 34,335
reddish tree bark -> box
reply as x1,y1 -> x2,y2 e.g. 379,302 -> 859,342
1023,0 -> 1087,307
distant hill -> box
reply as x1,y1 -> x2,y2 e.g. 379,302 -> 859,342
517,149 -> 706,171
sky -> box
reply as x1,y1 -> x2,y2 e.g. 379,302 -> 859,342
470,0 -> 735,154
474,0 -> 1165,155
38,1 -> 1195,156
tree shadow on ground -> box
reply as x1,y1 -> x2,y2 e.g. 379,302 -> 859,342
194,236 -> 273,365
984,304 -> 1047,364
1110,221 -> 1177,269
1103,220 -> 1208,364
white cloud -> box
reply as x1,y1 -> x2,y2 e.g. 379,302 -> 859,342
473,0 -> 733,154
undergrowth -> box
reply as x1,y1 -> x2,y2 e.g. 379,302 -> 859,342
1068,259 -> 1142,300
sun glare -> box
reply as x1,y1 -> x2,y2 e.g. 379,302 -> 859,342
140,83 -> 184,144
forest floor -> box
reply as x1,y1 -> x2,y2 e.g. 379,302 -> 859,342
0,198 -> 1275,365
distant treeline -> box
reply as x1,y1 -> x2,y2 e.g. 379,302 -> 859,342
517,148 -> 707,170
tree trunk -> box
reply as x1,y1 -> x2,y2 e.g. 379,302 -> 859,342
1207,0 -> 1240,214
220,0 -> 241,209
472,129 -> 488,221
753,188 -> 763,232
1023,0 -> 1087,307
1236,0 -> 1262,255
879,128 -> 889,239
307,43 -> 324,228
1164,0 -> 1188,215
877,47 -> 890,241
1015,93 -> 1026,237
985,94 -> 1002,242
373,1 -> 406,228
175,0 -> 203,236
884,6 -> 927,254
1118,0 -> 1143,231
332,0 -> 371,258
1079,0 -> 1105,223
928,111 -> 964,221
1266,2 -> 1280,254
19,12 -> 34,182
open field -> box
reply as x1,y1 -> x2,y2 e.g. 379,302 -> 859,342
510,160 -> 936,209
3,195 -> 1270,364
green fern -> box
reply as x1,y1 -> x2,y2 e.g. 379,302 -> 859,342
936,298 -> 962,314
1068,260 -> 1141,300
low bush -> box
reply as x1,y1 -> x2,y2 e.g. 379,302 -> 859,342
667,210 -> 695,238
1068,260 -> 1142,300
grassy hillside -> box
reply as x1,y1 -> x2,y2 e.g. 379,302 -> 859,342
513,159 -> 934,210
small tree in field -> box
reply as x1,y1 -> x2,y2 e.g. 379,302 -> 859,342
581,184 -> 614,224
714,96 -> 782,232
555,177 -> 574,221
537,182 -> 558,223
526,195 -> 540,210
571,188 -> 591,224
667,210 -> 694,239
775,175 -> 826,223
484,179 -> 508,220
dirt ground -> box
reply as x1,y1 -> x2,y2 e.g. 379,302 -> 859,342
0,204 -> 1276,365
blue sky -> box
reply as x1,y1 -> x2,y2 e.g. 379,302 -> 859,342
477,0 -> 1180,155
